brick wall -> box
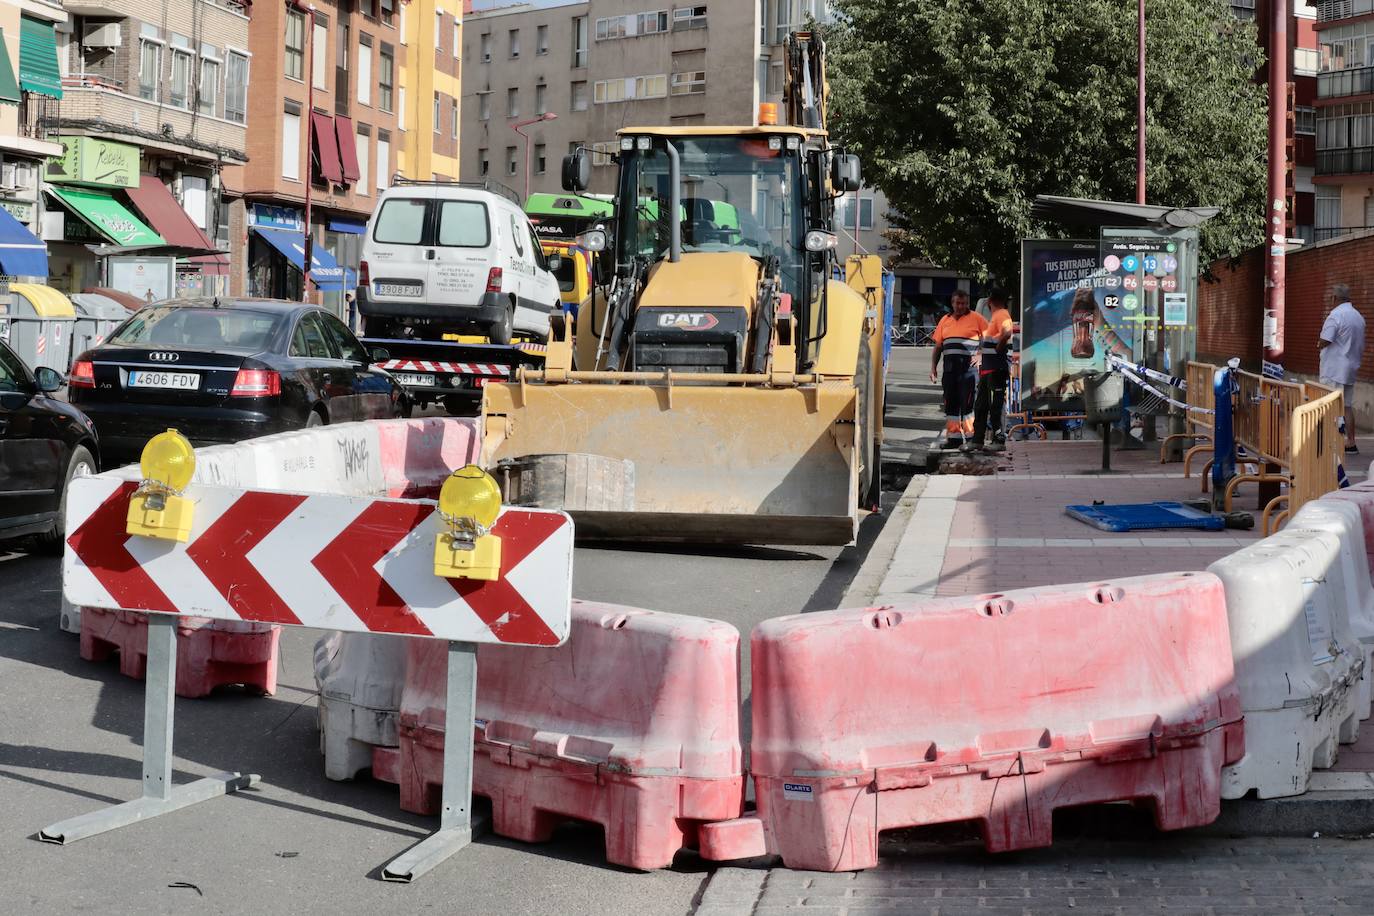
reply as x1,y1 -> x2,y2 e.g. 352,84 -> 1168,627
1198,231 -> 1374,381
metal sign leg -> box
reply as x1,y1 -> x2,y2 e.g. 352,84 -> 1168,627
38,614 -> 258,844
382,640 -> 485,883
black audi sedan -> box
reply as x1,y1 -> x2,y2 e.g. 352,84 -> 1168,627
68,298 -> 409,466
0,337 -> 99,547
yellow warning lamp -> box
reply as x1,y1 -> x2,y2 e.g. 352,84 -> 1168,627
126,429 -> 197,542
757,102 -> 778,126
433,464 -> 503,581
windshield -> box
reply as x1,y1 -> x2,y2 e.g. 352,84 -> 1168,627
109,306 -> 286,351
617,136 -> 805,295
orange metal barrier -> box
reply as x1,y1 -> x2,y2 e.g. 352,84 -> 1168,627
1262,385 -> 1343,534
1218,372 -> 1309,509
1172,361 -> 1218,470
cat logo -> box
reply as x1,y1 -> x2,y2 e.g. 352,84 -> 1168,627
657,312 -> 719,331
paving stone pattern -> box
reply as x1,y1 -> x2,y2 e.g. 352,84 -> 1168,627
693,837 -> 1374,915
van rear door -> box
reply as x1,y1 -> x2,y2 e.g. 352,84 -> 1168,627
430,196 -> 493,308
366,188 -> 436,306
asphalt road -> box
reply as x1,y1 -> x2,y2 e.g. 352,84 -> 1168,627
0,348 -> 933,916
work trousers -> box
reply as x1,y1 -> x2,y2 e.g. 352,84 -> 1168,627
942,354 -> 977,443
973,367 -> 1009,445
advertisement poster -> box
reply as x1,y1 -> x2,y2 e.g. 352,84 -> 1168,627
1019,240 -> 1133,410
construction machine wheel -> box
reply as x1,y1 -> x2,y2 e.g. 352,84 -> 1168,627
856,341 -> 880,510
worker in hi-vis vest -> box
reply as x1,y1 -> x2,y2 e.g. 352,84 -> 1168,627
930,289 -> 988,450
973,288 -> 1015,449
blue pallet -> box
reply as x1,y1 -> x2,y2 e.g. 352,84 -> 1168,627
1065,501 -> 1225,533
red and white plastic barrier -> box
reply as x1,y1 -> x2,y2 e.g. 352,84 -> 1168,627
371,600 -> 745,870
698,573 -> 1243,872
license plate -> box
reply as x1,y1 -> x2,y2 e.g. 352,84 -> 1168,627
128,370 -> 199,390
395,373 -> 436,387
376,282 -> 423,297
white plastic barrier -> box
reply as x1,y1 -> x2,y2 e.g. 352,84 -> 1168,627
314,632 -> 410,780
1210,526 -> 1366,799
1290,499 -> 1374,725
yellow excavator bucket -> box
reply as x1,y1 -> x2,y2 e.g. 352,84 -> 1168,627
482,379 -> 859,545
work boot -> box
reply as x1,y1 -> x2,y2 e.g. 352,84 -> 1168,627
991,432 -> 1007,450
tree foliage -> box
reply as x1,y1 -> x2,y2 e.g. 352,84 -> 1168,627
826,0 -> 1268,282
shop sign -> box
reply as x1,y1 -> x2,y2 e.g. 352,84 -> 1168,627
47,138 -> 141,189
252,204 -> 304,231
0,200 -> 35,223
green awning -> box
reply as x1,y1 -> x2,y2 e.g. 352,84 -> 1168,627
48,186 -> 165,246
0,30 -> 20,104
19,16 -> 61,99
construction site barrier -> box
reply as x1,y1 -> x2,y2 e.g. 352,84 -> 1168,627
1262,385 -> 1343,533
698,573 -> 1242,872
1168,360 -> 1218,467
371,599 -> 746,870
1209,526 -> 1365,799
314,632 -> 408,781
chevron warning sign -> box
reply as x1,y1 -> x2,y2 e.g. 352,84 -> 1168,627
62,476 -> 573,645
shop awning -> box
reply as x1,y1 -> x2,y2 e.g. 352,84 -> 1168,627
19,16 -> 62,99
336,116 -> 361,182
0,205 -> 48,277
328,217 -> 367,234
251,226 -> 357,292
0,29 -> 20,104
48,186 -> 164,247
311,111 -> 344,184
123,174 -> 228,274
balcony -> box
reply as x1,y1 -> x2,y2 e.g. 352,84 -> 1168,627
1316,145 -> 1374,174
1316,225 -> 1374,241
19,92 -> 56,142
1319,0 -> 1374,22
1318,65 -> 1374,98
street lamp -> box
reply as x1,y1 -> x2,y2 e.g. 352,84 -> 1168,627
512,112 -> 558,204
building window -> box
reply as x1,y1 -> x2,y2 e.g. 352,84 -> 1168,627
596,17 -> 626,40
480,32 -> 491,62
283,109 -> 302,180
357,130 -> 370,196
198,55 -> 220,116
506,145 -> 517,176
339,18 -> 350,70
170,48 -> 193,108
398,86 -> 406,129
535,83 -> 547,115
225,52 -> 249,124
381,0 -> 394,28
572,16 -> 588,67
836,196 -> 875,231
673,5 -> 707,30
568,140 -> 583,155
1295,46 -> 1321,76
286,10 -> 306,80
671,70 -> 705,95
451,98 -> 458,138
509,29 -> 520,58
479,147 -> 489,176
571,80 -> 589,111
453,22 -> 460,54
508,87 -> 519,117
312,17 -> 328,88
537,24 -> 549,55
433,92 -> 441,132
479,91 -> 491,120
534,143 -> 546,174
634,74 -> 667,98
639,11 -> 669,33
1297,105 -> 1317,135
435,12 -> 444,51
591,141 -> 617,166
1316,185 -> 1341,233
139,36 -> 162,102
594,79 -> 624,103
379,45 -> 394,111
399,2 -> 407,44
182,175 -> 209,229
378,134 -> 391,191
358,36 -> 373,105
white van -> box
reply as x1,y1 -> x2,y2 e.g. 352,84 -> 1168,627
357,181 -> 563,345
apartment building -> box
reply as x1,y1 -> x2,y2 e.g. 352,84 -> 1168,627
224,0 -> 402,311
396,0 -> 461,180
0,0 -> 64,281
1313,0 -> 1374,239
460,0 -> 761,197
46,0 -> 247,295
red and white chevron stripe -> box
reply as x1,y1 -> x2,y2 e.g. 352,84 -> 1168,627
62,476 -> 573,645
377,359 -> 512,377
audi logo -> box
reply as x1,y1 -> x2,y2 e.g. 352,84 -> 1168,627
148,352 -> 180,362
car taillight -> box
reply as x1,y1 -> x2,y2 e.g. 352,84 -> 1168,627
69,360 -> 95,389
359,259 -> 371,287
230,369 -> 282,397
486,267 -> 503,293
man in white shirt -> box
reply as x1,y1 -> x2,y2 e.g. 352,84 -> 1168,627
1319,282 -> 1366,453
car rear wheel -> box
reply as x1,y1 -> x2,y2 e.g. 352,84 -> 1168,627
38,445 -> 97,553
489,299 -> 514,346
307,408 -> 327,428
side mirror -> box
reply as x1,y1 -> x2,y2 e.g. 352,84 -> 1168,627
545,253 -> 564,272
35,366 -> 64,393
369,347 -> 391,363
831,153 -> 862,193
561,151 -> 590,193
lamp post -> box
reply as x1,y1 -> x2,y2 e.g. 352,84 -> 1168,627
288,0 -> 316,302
512,112 -> 558,203
1136,0 -> 1146,205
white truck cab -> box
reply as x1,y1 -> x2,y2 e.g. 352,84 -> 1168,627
358,180 -> 562,344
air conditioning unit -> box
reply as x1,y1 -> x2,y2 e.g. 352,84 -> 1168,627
82,22 -> 122,48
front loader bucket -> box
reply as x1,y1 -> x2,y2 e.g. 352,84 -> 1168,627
481,380 -> 858,546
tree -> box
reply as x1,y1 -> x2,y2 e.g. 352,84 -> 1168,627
826,0 -> 1268,283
